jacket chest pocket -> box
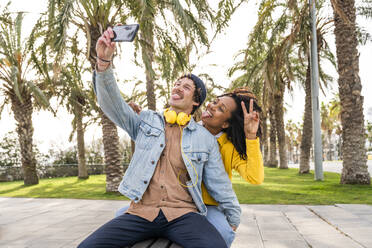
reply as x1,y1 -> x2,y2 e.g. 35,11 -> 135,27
184,151 -> 209,167
137,122 -> 162,150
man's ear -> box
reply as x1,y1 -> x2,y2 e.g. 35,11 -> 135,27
192,101 -> 199,107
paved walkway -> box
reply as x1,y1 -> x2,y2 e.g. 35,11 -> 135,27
288,160 -> 372,174
1,198 -> 372,248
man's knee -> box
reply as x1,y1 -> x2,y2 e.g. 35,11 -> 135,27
77,236 -> 95,248
204,237 -> 228,248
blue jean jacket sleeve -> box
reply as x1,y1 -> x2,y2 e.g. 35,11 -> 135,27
93,68 -> 140,140
202,139 -> 242,227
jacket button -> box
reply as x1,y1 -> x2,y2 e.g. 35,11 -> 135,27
144,180 -> 148,184
151,160 -> 155,164
135,197 -> 139,201
197,158 -> 201,161
160,144 -> 164,147
147,131 -> 151,135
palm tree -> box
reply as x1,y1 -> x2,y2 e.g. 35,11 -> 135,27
0,10 -> 51,185
331,0 -> 370,184
320,102 -> 335,161
358,0 -> 372,18
357,0 -> 372,45
230,0 -> 336,172
227,1 -> 274,165
328,95 -> 342,159
29,17 -> 97,180
57,36 -> 94,179
43,0 -> 134,192
286,119 -> 300,163
128,0 -> 240,110
229,0 -> 299,169
366,121 -> 372,151
299,57 -> 312,173
267,104 -> 278,167
331,105 -> 342,159
295,0 -> 335,174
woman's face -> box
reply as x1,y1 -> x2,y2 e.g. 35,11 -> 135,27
201,96 -> 237,130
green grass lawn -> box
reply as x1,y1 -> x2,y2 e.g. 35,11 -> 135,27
0,168 -> 371,204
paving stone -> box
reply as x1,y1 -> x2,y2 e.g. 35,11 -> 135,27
304,234 -> 363,248
263,240 -> 309,248
232,235 -> 263,248
260,230 -> 304,241
2,198 -> 372,248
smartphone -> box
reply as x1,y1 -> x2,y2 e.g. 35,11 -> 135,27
111,24 -> 139,42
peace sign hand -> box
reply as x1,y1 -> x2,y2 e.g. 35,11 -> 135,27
241,99 -> 259,140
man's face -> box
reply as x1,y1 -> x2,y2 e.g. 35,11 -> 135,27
169,77 -> 199,114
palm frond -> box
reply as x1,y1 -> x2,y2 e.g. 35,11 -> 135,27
53,0 -> 74,57
14,12 -> 24,51
26,80 -> 52,110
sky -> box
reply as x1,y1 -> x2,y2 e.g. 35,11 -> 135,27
1,0 -> 371,153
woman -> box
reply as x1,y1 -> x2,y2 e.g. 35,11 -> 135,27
199,88 -> 264,246
117,87 -> 264,247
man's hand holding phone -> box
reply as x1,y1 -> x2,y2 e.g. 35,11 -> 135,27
96,24 -> 139,72
96,27 -> 116,72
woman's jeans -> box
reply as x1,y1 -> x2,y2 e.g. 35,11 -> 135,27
115,204 -> 236,247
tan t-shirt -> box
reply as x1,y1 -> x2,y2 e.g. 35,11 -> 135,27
127,122 -> 197,221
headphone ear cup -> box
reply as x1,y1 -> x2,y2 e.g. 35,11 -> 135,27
176,112 -> 191,126
164,109 -> 177,124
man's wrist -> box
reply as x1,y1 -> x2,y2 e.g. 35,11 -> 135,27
97,56 -> 112,63
96,60 -> 111,72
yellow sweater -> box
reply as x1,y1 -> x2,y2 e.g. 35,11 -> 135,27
202,133 -> 264,205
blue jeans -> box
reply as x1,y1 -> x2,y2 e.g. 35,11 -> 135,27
116,205 -> 236,247
78,210 -> 227,248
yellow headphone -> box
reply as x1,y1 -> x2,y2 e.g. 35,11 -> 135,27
163,108 -> 198,188
163,108 -> 191,126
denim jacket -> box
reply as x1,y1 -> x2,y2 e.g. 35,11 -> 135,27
93,68 -> 241,227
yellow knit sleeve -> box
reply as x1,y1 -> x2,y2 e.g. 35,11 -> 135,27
232,137 -> 264,184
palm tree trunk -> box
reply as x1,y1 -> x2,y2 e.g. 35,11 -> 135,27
140,18 -> 156,110
100,110 -> 123,192
332,0 -> 370,184
328,131 -> 333,161
75,101 -> 88,179
267,107 -> 278,168
299,61 -> 312,174
261,113 -> 269,164
10,93 -> 38,185
274,91 -> 288,169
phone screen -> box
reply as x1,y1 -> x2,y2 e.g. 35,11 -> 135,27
112,24 -> 139,42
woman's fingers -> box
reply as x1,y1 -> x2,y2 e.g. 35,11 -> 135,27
241,101 -> 248,116
253,111 -> 259,121
249,99 -> 254,114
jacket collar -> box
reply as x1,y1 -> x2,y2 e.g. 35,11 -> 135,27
185,117 -> 197,131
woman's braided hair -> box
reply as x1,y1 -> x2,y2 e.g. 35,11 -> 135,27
219,87 -> 262,160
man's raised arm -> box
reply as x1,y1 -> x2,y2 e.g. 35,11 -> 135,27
93,27 -> 141,140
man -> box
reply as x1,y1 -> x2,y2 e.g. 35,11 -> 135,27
78,27 -> 241,248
